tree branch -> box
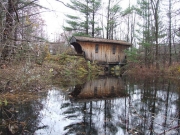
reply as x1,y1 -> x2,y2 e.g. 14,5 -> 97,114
11,0 -> 19,22
55,0 -> 69,7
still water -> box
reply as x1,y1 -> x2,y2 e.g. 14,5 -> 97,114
1,76 -> 180,135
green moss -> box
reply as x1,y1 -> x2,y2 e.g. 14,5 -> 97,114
44,54 -> 101,79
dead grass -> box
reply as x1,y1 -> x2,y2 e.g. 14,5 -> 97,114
0,92 -> 41,104
0,63 -> 51,104
0,63 -> 50,91
0,54 -> 102,103
125,63 -> 180,80
45,54 -> 101,76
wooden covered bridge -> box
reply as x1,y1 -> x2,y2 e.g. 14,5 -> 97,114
69,76 -> 127,101
70,36 -> 132,67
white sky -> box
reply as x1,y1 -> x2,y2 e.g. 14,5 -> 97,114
39,0 -> 71,40
39,0 -> 136,41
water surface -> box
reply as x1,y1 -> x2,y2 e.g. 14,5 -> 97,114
1,76 -> 180,135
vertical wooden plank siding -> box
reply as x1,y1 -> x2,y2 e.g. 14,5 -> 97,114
78,41 -> 129,63
76,77 -> 125,98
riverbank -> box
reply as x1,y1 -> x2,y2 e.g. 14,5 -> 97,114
0,54 -> 104,134
1,55 -> 180,134
1,65 -> 180,135
1,55 -> 180,102
123,63 -> 180,80
0,54 -> 102,103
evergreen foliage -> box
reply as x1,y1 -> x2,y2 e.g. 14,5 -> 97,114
63,0 -> 101,37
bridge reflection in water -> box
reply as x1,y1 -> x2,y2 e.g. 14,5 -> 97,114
1,76 -> 180,135
69,76 -> 127,101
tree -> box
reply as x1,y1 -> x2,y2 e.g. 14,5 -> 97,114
1,0 -> 14,60
89,0 -> 101,37
164,0 -> 180,65
168,0 -> 172,66
106,0 -> 110,39
106,0 -> 121,39
135,0 -> 152,67
150,0 -> 161,69
134,0 -> 166,68
63,0 -> 90,36
0,0 -> 46,61
122,0 -> 137,45
64,0 -> 101,37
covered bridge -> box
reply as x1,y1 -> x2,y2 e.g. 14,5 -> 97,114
70,36 -> 132,65
69,77 -> 127,101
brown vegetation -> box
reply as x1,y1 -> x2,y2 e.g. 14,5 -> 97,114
124,62 -> 180,80
0,53 -> 102,101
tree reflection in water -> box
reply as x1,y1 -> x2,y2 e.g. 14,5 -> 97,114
1,76 -> 180,135
0,99 -> 46,135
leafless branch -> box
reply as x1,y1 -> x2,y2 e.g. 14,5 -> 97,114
54,0 -> 69,7
11,0 -> 19,22
158,124 -> 180,135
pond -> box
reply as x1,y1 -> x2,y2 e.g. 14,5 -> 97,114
1,76 -> 180,135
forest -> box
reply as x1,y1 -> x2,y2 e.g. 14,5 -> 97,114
0,0 -> 179,89
63,0 -> 180,70
0,0 -> 179,96
0,0 -> 180,134
0,0 -> 180,70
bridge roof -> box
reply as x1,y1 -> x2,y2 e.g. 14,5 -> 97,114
70,36 -> 132,46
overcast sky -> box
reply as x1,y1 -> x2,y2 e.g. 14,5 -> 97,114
39,0 -> 136,41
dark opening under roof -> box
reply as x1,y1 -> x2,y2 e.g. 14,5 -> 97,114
70,36 -> 132,46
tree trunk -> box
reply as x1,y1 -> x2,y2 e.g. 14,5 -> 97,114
127,0 -> 130,42
151,0 -> 160,69
2,0 -> 14,60
168,0 -> 172,66
86,0 -> 89,35
106,0 -> 110,39
155,12 -> 159,69
92,1 -> 95,37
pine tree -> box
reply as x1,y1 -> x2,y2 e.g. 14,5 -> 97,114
63,0 -> 101,37
135,0 -> 152,67
89,0 -> 101,37
135,0 -> 166,68
106,0 -> 121,39
63,0 -> 90,36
